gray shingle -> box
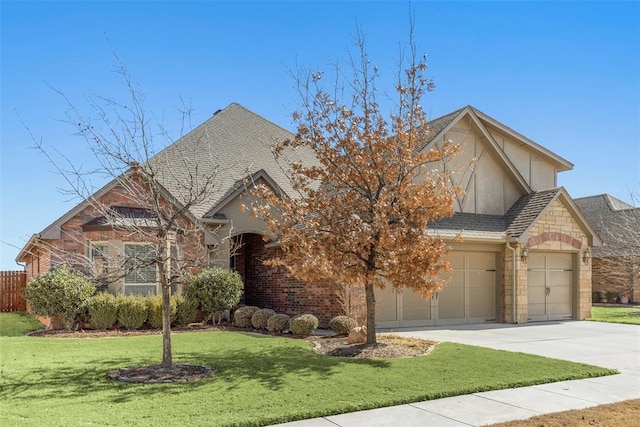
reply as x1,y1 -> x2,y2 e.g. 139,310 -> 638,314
147,103 -> 318,219
575,194 -> 640,257
504,189 -> 560,238
428,189 -> 561,240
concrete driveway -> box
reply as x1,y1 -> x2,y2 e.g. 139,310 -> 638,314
275,321 -> 640,426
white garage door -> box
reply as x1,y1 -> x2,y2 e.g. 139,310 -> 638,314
527,253 -> 573,321
375,251 -> 496,328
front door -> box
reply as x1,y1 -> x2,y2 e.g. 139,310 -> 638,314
527,253 -> 573,321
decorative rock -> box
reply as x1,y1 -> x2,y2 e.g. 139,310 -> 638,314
347,326 -> 367,344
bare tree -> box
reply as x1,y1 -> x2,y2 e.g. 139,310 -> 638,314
253,25 -> 461,344
29,60 -> 228,369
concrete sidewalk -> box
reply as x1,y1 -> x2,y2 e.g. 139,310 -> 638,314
273,321 -> 640,426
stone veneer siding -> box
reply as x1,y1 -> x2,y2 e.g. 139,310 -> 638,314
502,199 -> 592,323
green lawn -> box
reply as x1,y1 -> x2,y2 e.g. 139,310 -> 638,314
588,305 -> 640,325
0,314 -> 616,427
0,312 -> 45,336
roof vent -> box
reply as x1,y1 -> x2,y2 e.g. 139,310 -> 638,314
213,109 -> 222,116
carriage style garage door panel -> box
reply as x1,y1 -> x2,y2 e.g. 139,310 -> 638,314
375,251 -> 497,328
527,252 -> 573,321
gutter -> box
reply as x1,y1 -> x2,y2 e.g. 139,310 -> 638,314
506,242 -> 518,324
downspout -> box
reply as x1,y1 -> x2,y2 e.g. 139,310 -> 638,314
506,242 -> 517,324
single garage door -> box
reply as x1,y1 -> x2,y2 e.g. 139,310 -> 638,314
375,251 -> 497,328
527,252 -> 573,321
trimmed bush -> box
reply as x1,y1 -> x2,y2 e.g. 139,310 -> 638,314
233,306 -> 260,328
186,268 -> 244,324
146,294 -> 177,329
266,313 -> 290,334
251,308 -> 276,330
87,292 -> 118,329
173,293 -> 198,327
116,294 -> 148,329
329,315 -> 357,335
290,314 -> 319,336
24,266 -> 96,330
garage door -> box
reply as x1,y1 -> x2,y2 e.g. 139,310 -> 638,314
437,252 -> 497,325
375,251 -> 496,328
527,253 -> 573,321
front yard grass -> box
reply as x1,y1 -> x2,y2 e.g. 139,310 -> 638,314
588,305 -> 640,325
0,315 -> 617,426
0,312 -> 45,336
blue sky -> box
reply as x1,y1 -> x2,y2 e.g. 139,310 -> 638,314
1,1 -> 638,270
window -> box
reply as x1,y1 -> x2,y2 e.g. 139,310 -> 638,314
90,243 -> 110,291
124,244 -> 158,295
90,243 -> 109,276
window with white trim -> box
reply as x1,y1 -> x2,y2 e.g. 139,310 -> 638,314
90,243 -> 110,276
124,244 -> 158,295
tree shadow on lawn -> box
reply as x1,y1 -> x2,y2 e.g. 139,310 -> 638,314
1,333 -> 389,404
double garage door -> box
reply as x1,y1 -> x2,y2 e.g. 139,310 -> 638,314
375,251 -> 497,328
527,252 -> 573,321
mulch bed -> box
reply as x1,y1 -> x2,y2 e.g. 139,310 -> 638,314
107,364 -> 216,384
307,334 -> 438,358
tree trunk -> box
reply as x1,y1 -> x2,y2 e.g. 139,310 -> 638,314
364,282 -> 377,344
161,281 -> 172,368
159,238 -> 172,368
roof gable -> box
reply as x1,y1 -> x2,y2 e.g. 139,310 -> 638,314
149,103 -> 317,219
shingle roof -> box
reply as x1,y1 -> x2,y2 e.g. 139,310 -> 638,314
148,103 -> 318,219
504,188 -> 560,238
417,107 -> 465,150
574,194 -> 640,257
429,189 -> 561,240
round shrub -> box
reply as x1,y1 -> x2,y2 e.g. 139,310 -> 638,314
329,315 -> 357,335
186,268 -> 244,324
233,306 -> 260,328
251,308 -> 276,330
266,313 -> 290,334
173,293 -> 198,327
116,294 -> 148,329
290,314 -> 319,336
87,292 -> 118,330
146,294 -> 177,329
24,266 -> 96,330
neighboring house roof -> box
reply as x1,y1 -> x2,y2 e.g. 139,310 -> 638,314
430,187 -> 600,245
574,194 -> 640,257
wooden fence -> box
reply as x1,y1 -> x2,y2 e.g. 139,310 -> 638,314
1,271 -> 27,312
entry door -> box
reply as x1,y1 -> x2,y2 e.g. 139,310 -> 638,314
527,253 -> 573,321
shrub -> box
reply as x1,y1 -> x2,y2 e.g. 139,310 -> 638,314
592,291 -> 602,303
24,266 -> 96,330
290,314 -> 318,336
173,293 -> 199,327
233,306 -> 260,328
266,313 -> 290,333
186,268 -> 244,324
116,294 -> 148,329
146,294 -> 177,329
329,315 -> 357,335
87,292 -> 118,329
251,308 -> 276,330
